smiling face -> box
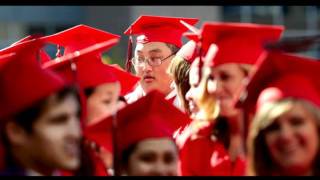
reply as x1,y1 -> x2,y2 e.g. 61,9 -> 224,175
206,63 -> 249,118
133,42 -> 174,95
18,93 -> 82,173
125,138 -> 178,176
86,82 -> 120,125
185,58 -> 201,119
263,102 -> 319,175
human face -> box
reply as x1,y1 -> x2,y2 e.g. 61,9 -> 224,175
207,63 -> 247,118
133,42 -> 174,95
185,58 -> 201,119
264,103 -> 319,175
86,82 -> 120,125
25,94 -> 82,171
126,138 -> 178,176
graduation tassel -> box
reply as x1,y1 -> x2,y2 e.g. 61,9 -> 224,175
125,34 -> 133,72
56,45 -> 62,58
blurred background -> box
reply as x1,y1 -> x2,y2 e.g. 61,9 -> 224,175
0,6 -> 319,67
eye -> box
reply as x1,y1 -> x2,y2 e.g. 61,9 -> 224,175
219,72 -> 230,81
163,152 -> 176,164
137,57 -> 145,63
289,116 -> 304,126
103,99 -> 112,105
208,74 -> 215,81
265,120 -> 280,133
139,153 -> 156,163
48,114 -> 69,125
149,57 -> 161,63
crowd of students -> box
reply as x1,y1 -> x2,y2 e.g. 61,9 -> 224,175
0,14 -> 319,176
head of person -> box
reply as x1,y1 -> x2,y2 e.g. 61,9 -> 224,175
188,22 -> 284,120
242,52 -> 320,176
124,15 -> 199,95
121,137 -> 178,176
83,91 -> 188,176
168,40 -> 199,114
2,86 -> 82,173
0,43 -> 82,174
43,38 -> 139,126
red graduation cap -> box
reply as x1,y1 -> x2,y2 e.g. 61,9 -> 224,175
0,35 -> 51,64
176,40 -> 197,64
124,15 -> 199,71
237,51 -> 320,113
0,39 -> 66,120
84,90 -> 191,158
185,22 -> 284,67
43,39 -> 139,96
124,15 -> 198,48
41,24 -> 120,56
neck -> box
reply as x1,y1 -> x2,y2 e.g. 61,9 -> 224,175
11,147 -> 55,176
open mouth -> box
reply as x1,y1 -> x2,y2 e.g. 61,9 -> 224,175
143,75 -> 155,83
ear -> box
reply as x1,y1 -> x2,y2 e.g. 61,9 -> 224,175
5,121 -> 29,147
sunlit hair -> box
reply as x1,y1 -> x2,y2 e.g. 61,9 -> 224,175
247,98 -> 320,176
168,55 -> 191,114
195,64 -> 220,122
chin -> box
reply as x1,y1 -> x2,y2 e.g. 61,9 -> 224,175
58,158 -> 80,170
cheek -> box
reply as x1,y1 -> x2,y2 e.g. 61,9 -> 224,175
298,124 -> 319,153
265,133 -> 279,154
128,158 -> 152,175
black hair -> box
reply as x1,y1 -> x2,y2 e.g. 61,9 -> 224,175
0,85 -> 81,168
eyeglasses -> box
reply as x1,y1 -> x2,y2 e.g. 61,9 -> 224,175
131,53 -> 176,67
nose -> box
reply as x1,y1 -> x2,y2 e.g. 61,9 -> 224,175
151,161 -> 170,176
68,116 -> 82,140
212,79 -> 223,96
185,87 -> 193,101
142,60 -> 153,72
278,123 -> 294,144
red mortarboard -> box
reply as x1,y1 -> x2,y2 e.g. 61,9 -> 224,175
124,15 -> 198,71
43,39 -> 139,96
0,39 -> 66,119
0,35 -> 51,64
84,90 -> 191,157
124,15 -> 199,47
185,22 -> 284,67
41,24 -> 120,56
237,51 -> 320,113
176,40 -> 197,64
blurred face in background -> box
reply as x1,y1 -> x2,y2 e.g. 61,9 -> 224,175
9,93 -> 82,173
86,82 -> 120,125
206,63 -> 250,118
133,42 -> 174,95
264,102 -> 319,175
125,138 -> 178,176
185,58 -> 201,119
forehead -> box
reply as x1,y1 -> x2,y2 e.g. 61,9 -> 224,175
135,42 -> 171,54
212,63 -> 243,74
134,138 -> 177,153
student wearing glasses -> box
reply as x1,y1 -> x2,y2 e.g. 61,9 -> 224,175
124,15 -> 198,104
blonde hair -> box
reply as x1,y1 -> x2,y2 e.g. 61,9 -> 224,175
247,98 -> 320,176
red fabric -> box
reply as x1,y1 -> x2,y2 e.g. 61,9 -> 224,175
238,51 -> 320,112
185,22 -> 284,67
43,40 -> 139,95
41,24 -> 120,55
178,122 -> 246,176
124,15 -> 198,48
84,91 -> 191,157
0,39 -> 66,119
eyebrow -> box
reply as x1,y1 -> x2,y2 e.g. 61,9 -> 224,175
148,48 -> 162,53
